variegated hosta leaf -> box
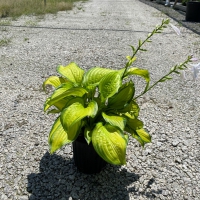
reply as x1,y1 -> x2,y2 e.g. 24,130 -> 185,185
47,109 -> 60,114
102,112 -> 126,131
45,87 -> 88,110
84,127 -> 92,144
92,122 -> 128,165
60,100 -> 98,131
132,133 -> 145,147
44,97 -> 73,112
124,117 -> 150,147
119,100 -> 140,118
99,71 -> 122,103
82,67 -> 115,89
43,76 -> 67,92
57,62 -> 84,85
48,117 -> 71,154
108,82 -> 135,109
63,97 -> 85,109
125,67 -> 150,89
46,97 -> 85,113
46,82 -> 74,103
136,128 -> 151,143
125,118 -> 144,133
131,129 -> 151,147
67,121 -> 82,141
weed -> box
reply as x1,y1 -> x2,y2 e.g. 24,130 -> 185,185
0,27 -> 8,31
25,20 -> 38,27
0,0 -> 82,18
0,19 -> 11,25
0,37 -> 11,46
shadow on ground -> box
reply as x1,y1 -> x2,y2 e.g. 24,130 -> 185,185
27,152 -> 162,200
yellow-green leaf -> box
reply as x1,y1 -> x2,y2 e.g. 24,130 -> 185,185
44,97 -> 72,112
48,117 -> 71,154
102,112 -> 126,131
125,67 -> 150,90
46,87 -> 87,108
99,71 -> 122,103
47,109 -> 60,114
60,100 -> 98,131
126,56 -> 136,66
43,76 -> 66,92
125,118 -> 143,133
92,122 -> 128,165
136,128 -> 151,143
57,62 -> 84,84
84,127 -> 92,144
108,82 -> 135,109
119,100 -> 140,118
82,67 -> 115,89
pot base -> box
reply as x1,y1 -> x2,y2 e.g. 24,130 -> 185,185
72,136 -> 107,174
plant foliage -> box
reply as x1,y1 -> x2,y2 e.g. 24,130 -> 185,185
43,19 -> 192,165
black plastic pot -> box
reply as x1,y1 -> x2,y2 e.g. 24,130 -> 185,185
186,2 -> 200,22
72,135 -> 107,174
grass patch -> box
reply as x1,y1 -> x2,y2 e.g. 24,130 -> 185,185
0,19 -> 11,25
24,20 -> 38,26
0,37 -> 11,46
0,0 -> 84,18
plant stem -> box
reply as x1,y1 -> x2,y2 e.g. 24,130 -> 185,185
134,56 -> 192,100
122,19 -> 169,78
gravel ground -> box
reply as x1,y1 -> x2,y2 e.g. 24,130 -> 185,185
0,0 -> 200,199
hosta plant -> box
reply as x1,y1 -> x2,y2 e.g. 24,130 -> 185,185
43,19 -> 192,165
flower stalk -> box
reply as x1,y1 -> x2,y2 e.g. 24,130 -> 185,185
134,55 -> 192,100
122,19 -> 170,78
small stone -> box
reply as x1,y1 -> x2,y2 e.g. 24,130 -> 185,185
19,196 -> 29,200
174,157 -> 182,164
172,140 -> 180,147
156,142 -> 162,147
1,194 -> 8,200
162,190 -> 169,196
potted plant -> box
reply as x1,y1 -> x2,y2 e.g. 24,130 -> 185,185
185,0 -> 200,22
43,19 -> 192,174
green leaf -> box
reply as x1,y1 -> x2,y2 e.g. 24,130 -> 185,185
60,100 -> 98,131
125,119 -> 150,147
44,97 -> 73,112
45,87 -> 88,109
99,71 -> 122,102
43,76 -> 67,92
130,128 -> 151,147
92,122 -> 128,165
125,67 -> 150,84
84,127 -> 92,144
108,82 -> 135,109
125,118 -> 144,133
140,48 -> 147,51
119,100 -> 140,118
139,39 -> 142,46
136,128 -> 151,143
48,117 -> 71,154
82,67 -> 115,89
132,133 -> 145,147
57,62 -> 84,84
130,45 -> 135,53
47,109 -> 60,114
63,96 -> 85,109
102,112 -> 126,131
